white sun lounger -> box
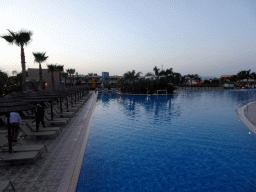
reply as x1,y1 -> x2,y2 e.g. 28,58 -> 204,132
19,124 -> 59,138
0,151 -> 41,163
2,145 -> 47,153
23,120 -> 62,133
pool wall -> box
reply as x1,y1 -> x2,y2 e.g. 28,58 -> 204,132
237,101 -> 256,134
57,92 -> 98,192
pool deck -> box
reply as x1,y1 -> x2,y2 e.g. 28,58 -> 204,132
0,92 -> 98,192
237,101 -> 256,134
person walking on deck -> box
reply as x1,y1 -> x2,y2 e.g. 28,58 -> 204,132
9,112 -> 21,144
35,104 -> 45,131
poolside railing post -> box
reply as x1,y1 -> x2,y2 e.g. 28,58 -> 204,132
66,97 -> 69,111
51,102 -> 53,121
60,98 -> 62,114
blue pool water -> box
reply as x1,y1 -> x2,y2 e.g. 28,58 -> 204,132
77,90 -> 256,192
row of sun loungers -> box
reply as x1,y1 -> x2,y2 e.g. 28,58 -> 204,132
0,134 -> 47,152
0,92 -> 93,166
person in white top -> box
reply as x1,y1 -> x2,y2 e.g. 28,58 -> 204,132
9,112 -> 21,144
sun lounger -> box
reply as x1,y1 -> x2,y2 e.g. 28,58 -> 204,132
2,145 -> 47,153
0,134 -> 47,153
61,101 -> 79,112
23,121 -> 62,133
44,113 -> 69,123
0,116 -> 7,125
0,151 -> 41,163
81,92 -> 93,101
44,115 -> 68,126
60,104 -> 79,112
53,107 -> 74,118
0,180 -> 15,191
21,111 -> 34,119
19,124 -> 59,138
0,130 -> 7,134
46,108 -> 73,119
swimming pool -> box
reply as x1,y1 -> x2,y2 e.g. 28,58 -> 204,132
77,90 -> 256,192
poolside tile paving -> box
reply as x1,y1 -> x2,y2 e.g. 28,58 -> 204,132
244,101 -> 256,126
0,92 -> 97,191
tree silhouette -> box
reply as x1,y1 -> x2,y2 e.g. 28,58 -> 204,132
66,68 -> 75,87
33,52 -> 48,89
1,29 -> 33,92
56,65 -> 64,88
47,64 -> 58,88
61,72 -> 68,87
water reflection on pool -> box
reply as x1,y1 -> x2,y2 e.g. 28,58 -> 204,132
77,90 -> 256,192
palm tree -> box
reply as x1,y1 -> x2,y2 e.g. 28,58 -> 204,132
61,72 -> 69,87
173,72 -> 182,84
159,68 -> 173,82
33,52 -> 48,89
184,74 -> 193,85
83,75 -> 89,85
246,70 -> 251,88
66,68 -> 75,87
0,70 -> 8,95
16,72 -> 23,86
159,70 -> 166,77
56,65 -> 64,88
12,70 -> 17,76
237,70 -> 248,88
153,66 -> 160,78
1,29 -> 33,92
250,72 -> 256,88
145,72 -> 154,77
47,64 -> 58,88
165,68 -> 173,77
123,70 -> 142,83
122,70 -> 142,93
194,74 -> 200,82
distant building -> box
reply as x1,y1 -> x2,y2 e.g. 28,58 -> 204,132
192,80 -> 204,85
27,68 -> 60,90
102,72 -> 109,84
86,74 -> 101,88
84,73 -> 122,88
109,75 -> 122,87
220,75 -> 233,80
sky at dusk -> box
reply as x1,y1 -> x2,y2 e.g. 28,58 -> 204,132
1,0 -> 256,78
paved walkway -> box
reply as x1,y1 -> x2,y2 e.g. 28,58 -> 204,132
237,101 -> 256,134
0,92 -> 97,192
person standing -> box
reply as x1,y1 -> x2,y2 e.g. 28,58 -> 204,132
9,112 -> 21,144
35,104 -> 45,131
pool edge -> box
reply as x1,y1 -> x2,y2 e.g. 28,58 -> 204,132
237,101 -> 256,134
57,92 -> 98,192
67,96 -> 97,192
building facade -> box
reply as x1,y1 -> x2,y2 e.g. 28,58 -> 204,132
102,72 -> 109,84
27,68 -> 61,90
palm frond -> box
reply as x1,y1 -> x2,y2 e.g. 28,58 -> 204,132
47,64 -> 58,72
33,52 -> 48,63
7,29 -> 16,37
1,35 -> 14,43
56,65 -> 64,72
